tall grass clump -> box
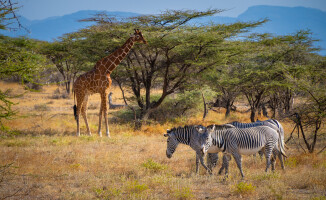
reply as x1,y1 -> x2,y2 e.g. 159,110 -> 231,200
51,88 -> 69,99
174,186 -> 194,200
141,159 -> 167,172
34,103 -> 49,111
232,181 -> 256,196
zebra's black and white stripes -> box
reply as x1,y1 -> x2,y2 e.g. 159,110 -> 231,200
164,125 -> 213,174
205,125 -> 286,178
228,119 -> 286,169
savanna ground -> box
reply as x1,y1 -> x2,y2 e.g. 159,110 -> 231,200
0,81 -> 325,200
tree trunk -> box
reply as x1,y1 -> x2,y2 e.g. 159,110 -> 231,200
225,99 -> 231,118
65,80 -> 71,94
250,107 -> 256,122
262,103 -> 269,118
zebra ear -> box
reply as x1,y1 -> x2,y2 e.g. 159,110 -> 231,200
208,125 -> 215,132
196,126 -> 206,134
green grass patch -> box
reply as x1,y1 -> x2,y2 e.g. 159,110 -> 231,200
125,180 -> 149,194
253,172 -> 280,181
285,157 -> 298,168
174,186 -> 194,200
141,159 -> 167,172
232,182 -> 256,195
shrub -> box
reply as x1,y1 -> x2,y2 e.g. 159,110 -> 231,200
148,90 -> 203,122
233,182 -> 256,195
51,88 -> 69,99
126,180 -> 148,194
141,159 -> 167,172
26,82 -> 43,91
285,157 -> 298,168
34,103 -> 49,111
174,186 -> 194,200
311,196 -> 326,200
94,187 -> 122,199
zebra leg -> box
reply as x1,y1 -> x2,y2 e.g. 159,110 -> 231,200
207,153 -> 218,172
195,154 -> 200,174
218,154 -> 228,175
264,147 -> 273,172
232,153 -> 244,178
271,151 -> 276,171
279,153 -> 285,170
221,154 -> 231,176
197,152 -> 212,175
258,149 -> 264,160
273,147 -> 285,170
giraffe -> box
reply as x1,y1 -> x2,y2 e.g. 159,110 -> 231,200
73,29 -> 147,137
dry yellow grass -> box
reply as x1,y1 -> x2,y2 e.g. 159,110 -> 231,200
0,81 -> 325,199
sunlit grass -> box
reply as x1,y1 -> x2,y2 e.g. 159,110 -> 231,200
0,82 -> 325,199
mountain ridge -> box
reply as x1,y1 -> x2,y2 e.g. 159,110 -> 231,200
1,6 -> 325,54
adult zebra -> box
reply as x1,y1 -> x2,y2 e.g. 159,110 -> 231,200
205,125 -> 286,178
164,125 -> 213,174
228,119 -> 286,169
164,124 -> 234,174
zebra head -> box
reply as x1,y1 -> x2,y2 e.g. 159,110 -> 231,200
164,125 -> 210,158
200,129 -> 212,155
164,128 -> 179,159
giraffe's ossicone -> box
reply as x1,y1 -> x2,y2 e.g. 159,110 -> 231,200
73,29 -> 147,137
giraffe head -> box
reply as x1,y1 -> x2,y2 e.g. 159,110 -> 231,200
132,29 -> 147,44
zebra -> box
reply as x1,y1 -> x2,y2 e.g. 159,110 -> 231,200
205,125 -> 287,178
164,125 -> 213,175
228,119 -> 286,169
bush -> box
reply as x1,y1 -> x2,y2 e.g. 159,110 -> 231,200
174,186 -> 194,200
34,103 -> 49,111
51,88 -> 69,99
148,90 -> 203,122
26,82 -> 43,91
141,159 -> 167,172
125,180 -> 148,194
233,182 -> 256,195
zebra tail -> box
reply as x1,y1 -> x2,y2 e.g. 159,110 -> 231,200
278,130 -> 287,157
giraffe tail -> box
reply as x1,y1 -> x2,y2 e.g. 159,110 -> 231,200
73,89 -> 77,121
73,105 -> 77,121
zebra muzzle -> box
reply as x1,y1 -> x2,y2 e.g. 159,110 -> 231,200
166,151 -> 172,158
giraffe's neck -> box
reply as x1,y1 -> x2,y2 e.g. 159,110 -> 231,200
97,37 -> 135,74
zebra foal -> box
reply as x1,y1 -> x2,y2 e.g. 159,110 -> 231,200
205,125 -> 286,178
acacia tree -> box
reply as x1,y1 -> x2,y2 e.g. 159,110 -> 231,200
0,0 -> 46,129
285,57 -> 326,153
232,32 -> 317,122
39,35 -> 89,94
74,10 -> 265,127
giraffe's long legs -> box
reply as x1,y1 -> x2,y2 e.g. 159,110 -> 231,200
98,102 -> 103,137
81,95 -> 91,136
101,92 -> 110,137
75,92 -> 85,137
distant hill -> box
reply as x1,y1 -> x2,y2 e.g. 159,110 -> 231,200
1,6 -> 325,55
0,10 -> 139,41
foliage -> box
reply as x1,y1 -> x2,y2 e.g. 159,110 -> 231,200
174,186 -> 194,200
141,159 -> 167,172
73,9 -> 265,128
0,0 -> 20,31
0,36 -> 46,129
232,182 -> 256,195
38,36 -> 90,93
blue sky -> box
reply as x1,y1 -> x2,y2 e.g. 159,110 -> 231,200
18,0 -> 326,20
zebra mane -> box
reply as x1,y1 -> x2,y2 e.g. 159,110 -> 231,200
168,125 -> 201,131
207,124 -> 235,130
